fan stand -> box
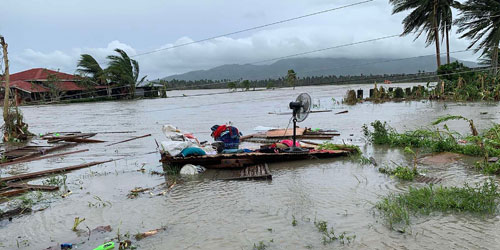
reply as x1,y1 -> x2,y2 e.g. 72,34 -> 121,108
283,109 -> 309,153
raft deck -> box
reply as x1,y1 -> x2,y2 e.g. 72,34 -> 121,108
160,149 -> 353,169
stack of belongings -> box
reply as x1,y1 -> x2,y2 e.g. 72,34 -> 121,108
160,125 -> 216,157
210,124 -> 242,151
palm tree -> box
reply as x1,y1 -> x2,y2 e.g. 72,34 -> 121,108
440,0 -> 460,64
286,69 -> 297,89
478,48 -> 500,66
389,0 -> 456,69
455,0 -> 500,75
106,49 -> 147,98
76,54 -> 110,95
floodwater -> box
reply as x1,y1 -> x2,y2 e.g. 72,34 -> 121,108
1,83 -> 500,249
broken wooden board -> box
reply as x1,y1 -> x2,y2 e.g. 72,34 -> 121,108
0,160 -> 113,182
0,149 -> 89,168
266,128 -> 306,137
415,176 -> 443,184
0,188 -> 29,197
6,183 -> 59,191
221,164 -> 272,181
1,142 -> 76,163
43,133 -> 97,143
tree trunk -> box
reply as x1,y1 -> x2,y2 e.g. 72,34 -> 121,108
446,24 -> 450,64
0,36 -> 10,124
433,1 -> 441,70
492,40 -> 499,75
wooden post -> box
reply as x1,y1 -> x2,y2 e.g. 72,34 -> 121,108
0,36 -> 10,124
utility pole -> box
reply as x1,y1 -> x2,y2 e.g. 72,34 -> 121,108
0,35 -> 10,124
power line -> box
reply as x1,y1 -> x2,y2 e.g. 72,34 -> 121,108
132,0 -> 374,58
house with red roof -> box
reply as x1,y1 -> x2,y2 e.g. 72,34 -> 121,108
1,68 -> 106,104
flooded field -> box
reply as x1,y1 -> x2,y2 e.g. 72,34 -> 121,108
1,83 -> 500,249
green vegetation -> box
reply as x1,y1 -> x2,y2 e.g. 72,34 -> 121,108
241,80 -> 251,91
376,180 -> 500,229
42,175 -> 67,187
2,105 -> 32,142
286,69 -> 297,90
313,220 -> 356,245
379,165 -> 419,181
318,142 -> 361,154
292,215 -> 297,226
362,118 -> 500,159
343,89 -> 358,105
253,241 -> 269,250
456,0 -> 500,74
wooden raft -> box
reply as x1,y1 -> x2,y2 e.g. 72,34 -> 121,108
161,149 -> 353,169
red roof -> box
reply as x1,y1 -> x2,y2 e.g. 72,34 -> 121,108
53,81 -> 85,91
8,68 -> 76,81
5,80 -> 49,93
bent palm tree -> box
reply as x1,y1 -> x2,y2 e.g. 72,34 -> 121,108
455,0 -> 500,75
107,49 -> 147,98
389,0 -> 455,69
76,54 -> 110,95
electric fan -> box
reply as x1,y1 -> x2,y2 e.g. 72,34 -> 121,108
283,93 -> 311,153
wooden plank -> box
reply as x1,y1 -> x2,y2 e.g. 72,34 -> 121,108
266,128 -> 306,137
64,138 -> 105,143
11,143 -> 76,162
0,149 -> 89,167
7,183 -> 59,191
106,134 -> 151,146
46,133 -> 97,143
0,160 -> 113,182
0,188 -> 29,197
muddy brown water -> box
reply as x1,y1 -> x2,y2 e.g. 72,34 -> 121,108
1,83 -> 500,249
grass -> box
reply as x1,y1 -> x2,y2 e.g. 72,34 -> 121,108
313,220 -> 356,245
317,142 -> 361,154
42,175 -> 67,186
376,180 -> 500,229
291,215 -> 297,226
362,118 -> 500,159
379,165 -> 419,181
253,240 -> 271,250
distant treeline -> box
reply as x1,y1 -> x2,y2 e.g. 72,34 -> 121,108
160,72 -> 437,90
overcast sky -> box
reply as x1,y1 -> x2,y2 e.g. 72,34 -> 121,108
0,0 -> 478,79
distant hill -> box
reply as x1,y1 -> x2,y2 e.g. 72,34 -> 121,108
163,57 -> 478,81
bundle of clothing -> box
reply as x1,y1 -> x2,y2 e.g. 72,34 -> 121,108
211,124 -> 242,150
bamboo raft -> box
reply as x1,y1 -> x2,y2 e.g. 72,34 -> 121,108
160,149 -> 354,169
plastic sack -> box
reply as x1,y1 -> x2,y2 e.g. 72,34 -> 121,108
161,140 -> 194,156
162,124 -> 185,141
180,164 -> 206,175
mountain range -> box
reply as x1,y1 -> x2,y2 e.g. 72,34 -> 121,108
163,57 -> 478,81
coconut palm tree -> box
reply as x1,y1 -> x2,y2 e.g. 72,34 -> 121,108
455,0 -> 500,75
440,0 -> 460,64
106,49 -> 147,98
478,48 -> 500,66
76,54 -> 111,95
389,0 -> 456,69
